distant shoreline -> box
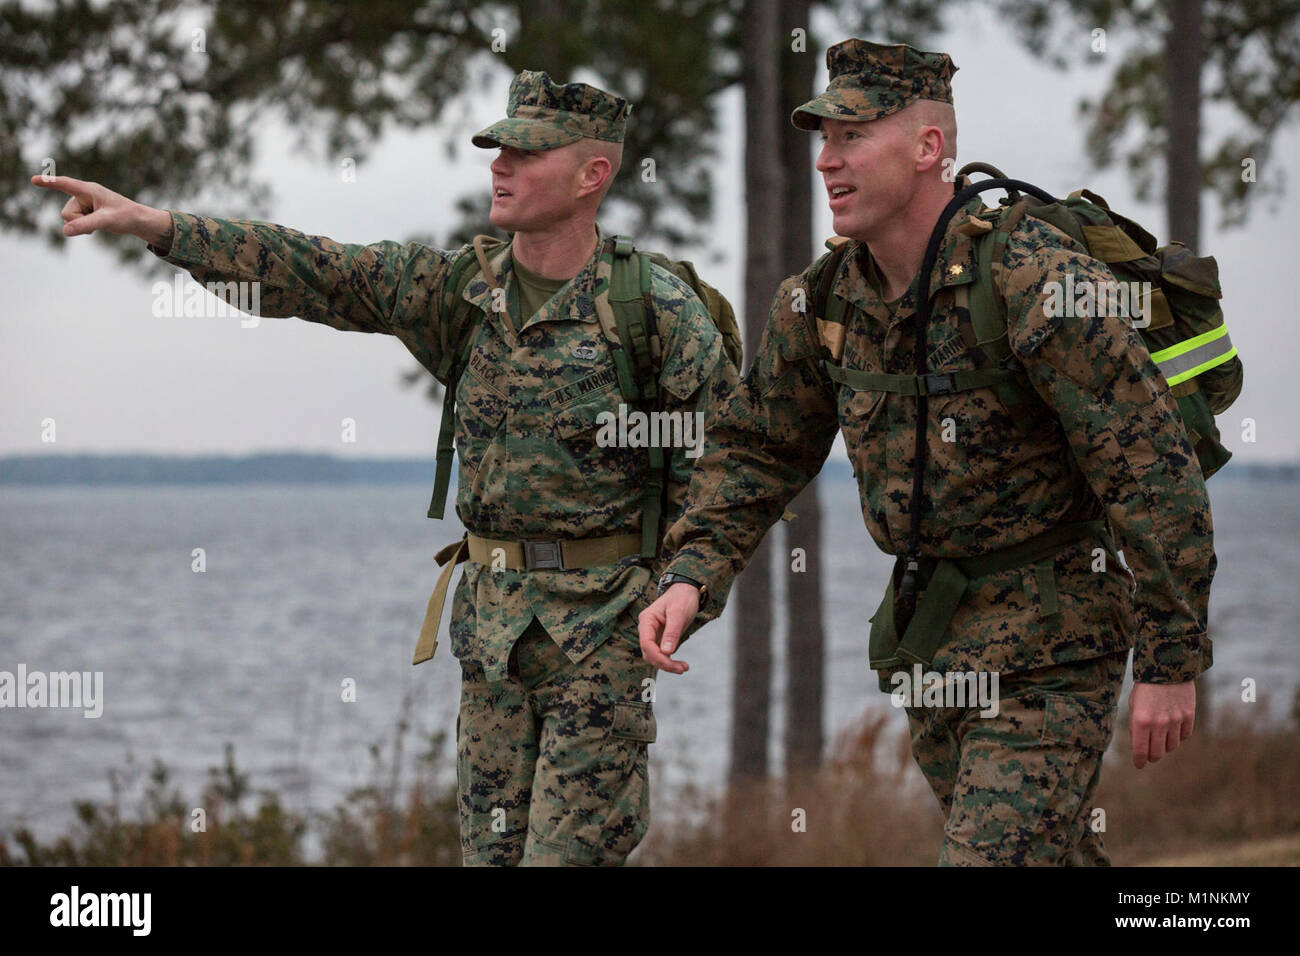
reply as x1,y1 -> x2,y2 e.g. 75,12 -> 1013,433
0,452 -> 1295,485
0,453 -> 434,485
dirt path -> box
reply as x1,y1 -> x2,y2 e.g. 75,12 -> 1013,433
1139,832 -> 1300,866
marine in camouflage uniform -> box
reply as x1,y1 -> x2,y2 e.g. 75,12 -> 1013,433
145,72 -> 734,865
655,40 -> 1214,865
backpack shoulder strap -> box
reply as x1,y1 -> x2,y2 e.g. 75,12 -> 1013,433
592,236 -> 666,560
427,240 -> 496,520
622,241 -> 665,560
437,243 -> 486,378
967,199 -> 1047,434
595,237 -> 659,403
808,238 -> 852,359
595,237 -> 661,402
967,199 -> 1031,361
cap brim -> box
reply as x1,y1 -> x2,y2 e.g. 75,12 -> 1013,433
471,117 -> 584,150
790,93 -> 901,130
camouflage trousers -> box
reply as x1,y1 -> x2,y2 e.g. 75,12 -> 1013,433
456,614 -> 657,866
901,650 -> 1128,866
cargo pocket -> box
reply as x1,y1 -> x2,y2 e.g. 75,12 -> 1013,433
994,692 -> 1116,864
1041,692 -> 1116,753
555,698 -> 656,867
944,685 -> 1119,866
611,699 -> 657,743
462,834 -> 525,867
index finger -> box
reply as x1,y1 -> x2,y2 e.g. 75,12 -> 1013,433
29,174 -> 92,199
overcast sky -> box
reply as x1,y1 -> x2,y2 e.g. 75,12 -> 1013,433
2,5 -> 1294,463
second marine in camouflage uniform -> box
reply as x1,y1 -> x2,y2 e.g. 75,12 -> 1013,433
655,40 -> 1214,865
147,72 -> 734,865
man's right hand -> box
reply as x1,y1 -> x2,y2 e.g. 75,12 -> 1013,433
30,175 -> 172,246
637,583 -> 699,675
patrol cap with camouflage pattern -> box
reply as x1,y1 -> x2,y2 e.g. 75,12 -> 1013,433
473,70 -> 631,150
791,38 -> 957,130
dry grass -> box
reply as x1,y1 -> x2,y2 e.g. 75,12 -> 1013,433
1100,706 -> 1300,865
1142,833 -> 1300,866
639,712 -> 943,865
639,704 -> 1300,867
5,699 -> 1295,866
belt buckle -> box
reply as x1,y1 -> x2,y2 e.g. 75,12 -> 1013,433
523,540 -> 563,571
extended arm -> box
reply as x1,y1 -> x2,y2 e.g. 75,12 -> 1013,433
640,276 -> 840,670
31,175 -> 454,375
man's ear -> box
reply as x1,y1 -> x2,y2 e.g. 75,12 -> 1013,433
578,155 -> 612,199
915,125 -> 945,172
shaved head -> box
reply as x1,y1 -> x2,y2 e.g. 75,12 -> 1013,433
570,138 -> 623,203
905,99 -> 957,165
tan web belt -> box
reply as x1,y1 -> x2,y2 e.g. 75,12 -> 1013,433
411,531 -> 643,665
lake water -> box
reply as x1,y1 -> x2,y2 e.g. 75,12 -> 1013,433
1,477 -> 1296,845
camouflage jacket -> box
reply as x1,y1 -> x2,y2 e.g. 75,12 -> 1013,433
663,194 -> 1215,685
153,214 -> 733,681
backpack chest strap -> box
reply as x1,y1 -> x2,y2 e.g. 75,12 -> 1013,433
825,363 -> 1020,396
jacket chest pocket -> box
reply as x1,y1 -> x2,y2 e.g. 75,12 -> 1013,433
931,388 -> 1024,488
549,383 -> 641,502
833,334 -> 889,441
836,378 -> 887,476
456,370 -> 508,490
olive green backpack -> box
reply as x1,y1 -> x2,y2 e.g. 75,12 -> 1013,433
808,163 -> 1242,613
427,234 -> 742,561
810,165 -> 1241,479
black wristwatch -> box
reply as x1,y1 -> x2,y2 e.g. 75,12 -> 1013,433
659,572 -> 706,601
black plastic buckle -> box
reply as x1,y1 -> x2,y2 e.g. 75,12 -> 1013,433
894,555 -> 937,614
923,372 -> 956,395
523,540 -> 564,571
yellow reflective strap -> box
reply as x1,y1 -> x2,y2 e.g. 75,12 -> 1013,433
1150,324 -> 1237,386
1162,345 -> 1239,387
1149,323 -> 1228,363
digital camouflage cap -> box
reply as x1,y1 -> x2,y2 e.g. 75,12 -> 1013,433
791,38 -> 957,130
472,70 -> 631,150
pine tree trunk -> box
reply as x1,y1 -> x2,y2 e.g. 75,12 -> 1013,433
1166,0 -> 1211,732
730,0 -> 786,784
1166,0 -> 1202,253
780,0 -> 825,775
